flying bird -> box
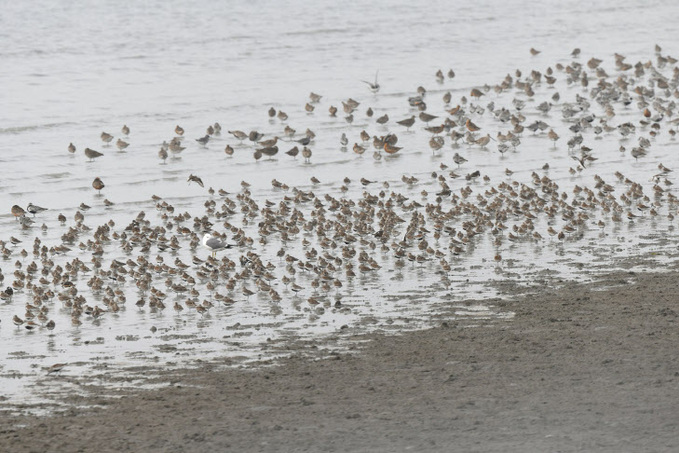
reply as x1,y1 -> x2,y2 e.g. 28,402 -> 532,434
361,70 -> 380,93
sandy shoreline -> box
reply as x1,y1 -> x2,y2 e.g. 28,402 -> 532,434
2,269 -> 679,452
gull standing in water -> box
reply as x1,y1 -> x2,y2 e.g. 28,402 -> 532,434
202,233 -> 232,258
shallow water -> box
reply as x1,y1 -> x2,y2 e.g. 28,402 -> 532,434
1,0 -> 679,413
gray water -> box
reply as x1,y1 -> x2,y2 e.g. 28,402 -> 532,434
1,0 -> 678,413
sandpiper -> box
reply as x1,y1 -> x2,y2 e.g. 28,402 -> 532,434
376,114 -> 389,124
419,112 -> 438,123
229,130 -> 247,141
26,203 -> 47,216
92,177 -> 105,193
302,147 -> 312,163
470,88 -> 485,99
121,124 -> 130,135
47,363 -> 67,375
249,131 -> 264,143
188,174 -> 204,187
259,146 -> 279,158
101,132 -> 114,144
383,143 -> 402,154
453,152 -> 468,167
397,116 -> 416,130
258,136 -> 278,148
465,119 -> 481,132
361,70 -> 380,93
196,135 -> 210,146
84,147 -> 103,161
68,142 -> 76,153
11,205 -> 25,219
116,138 -> 129,151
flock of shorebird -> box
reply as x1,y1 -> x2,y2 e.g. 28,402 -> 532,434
2,46 -> 678,353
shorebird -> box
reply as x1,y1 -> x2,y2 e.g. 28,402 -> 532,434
295,135 -> 311,146
259,146 -> 279,158
169,139 -> 185,153
121,124 -> 130,135
397,116 -> 416,130
249,131 -> 264,143
419,112 -> 438,123
196,135 -> 210,146
429,136 -> 444,153
158,147 -> 168,162
202,233 -> 232,258
465,119 -> 481,132
101,132 -> 114,144
258,136 -> 278,148
453,153 -> 468,167
26,203 -> 47,216
68,142 -> 76,153
92,177 -> 105,193
11,205 -> 25,219
84,147 -> 103,161
376,114 -> 389,124
362,70 -> 380,93
383,143 -> 402,154
47,363 -> 67,375
470,88 -> 485,99
175,125 -> 185,136
188,174 -> 204,187
116,138 -> 129,151
302,147 -> 312,163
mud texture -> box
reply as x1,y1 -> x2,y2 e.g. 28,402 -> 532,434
1,270 -> 678,452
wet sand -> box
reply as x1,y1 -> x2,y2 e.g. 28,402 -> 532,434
2,268 -> 679,452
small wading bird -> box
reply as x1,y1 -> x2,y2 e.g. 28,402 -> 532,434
188,174 -> 204,187
11,205 -> 25,219
84,147 -> 103,161
47,363 -> 67,375
202,233 -> 233,258
101,132 -> 114,144
92,177 -> 105,193
27,203 -> 47,216
362,70 -> 380,93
